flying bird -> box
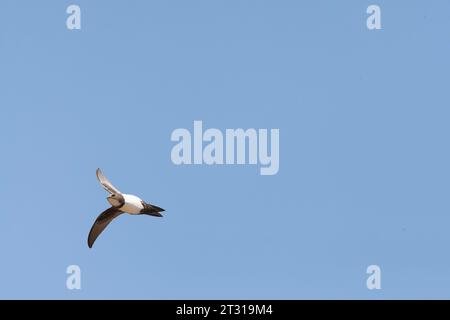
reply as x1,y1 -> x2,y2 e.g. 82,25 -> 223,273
88,168 -> 165,248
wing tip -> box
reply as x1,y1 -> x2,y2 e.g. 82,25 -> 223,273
87,231 -> 96,248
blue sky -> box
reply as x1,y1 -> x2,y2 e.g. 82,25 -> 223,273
1,1 -> 450,299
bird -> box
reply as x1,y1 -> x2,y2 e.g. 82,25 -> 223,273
87,168 -> 165,248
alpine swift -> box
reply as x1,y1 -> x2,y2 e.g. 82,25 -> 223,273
87,168 -> 165,248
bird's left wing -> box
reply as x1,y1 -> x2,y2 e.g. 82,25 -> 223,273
87,207 -> 123,248
96,168 -> 122,195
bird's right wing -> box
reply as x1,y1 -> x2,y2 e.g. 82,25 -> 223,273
87,207 -> 123,248
96,168 -> 122,195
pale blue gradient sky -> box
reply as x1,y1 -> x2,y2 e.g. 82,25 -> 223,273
1,1 -> 450,299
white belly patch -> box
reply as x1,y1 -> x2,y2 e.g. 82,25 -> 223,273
121,194 -> 144,214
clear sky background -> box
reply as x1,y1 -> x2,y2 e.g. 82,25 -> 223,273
1,1 -> 450,299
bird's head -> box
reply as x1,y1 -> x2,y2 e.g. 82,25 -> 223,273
107,193 -> 125,208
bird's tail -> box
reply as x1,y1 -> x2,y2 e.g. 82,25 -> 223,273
142,202 -> 165,217
149,204 -> 165,212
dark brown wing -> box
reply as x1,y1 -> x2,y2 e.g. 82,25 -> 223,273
87,207 -> 123,248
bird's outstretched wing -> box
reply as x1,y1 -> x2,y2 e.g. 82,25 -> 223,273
88,207 -> 123,248
96,168 -> 122,195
